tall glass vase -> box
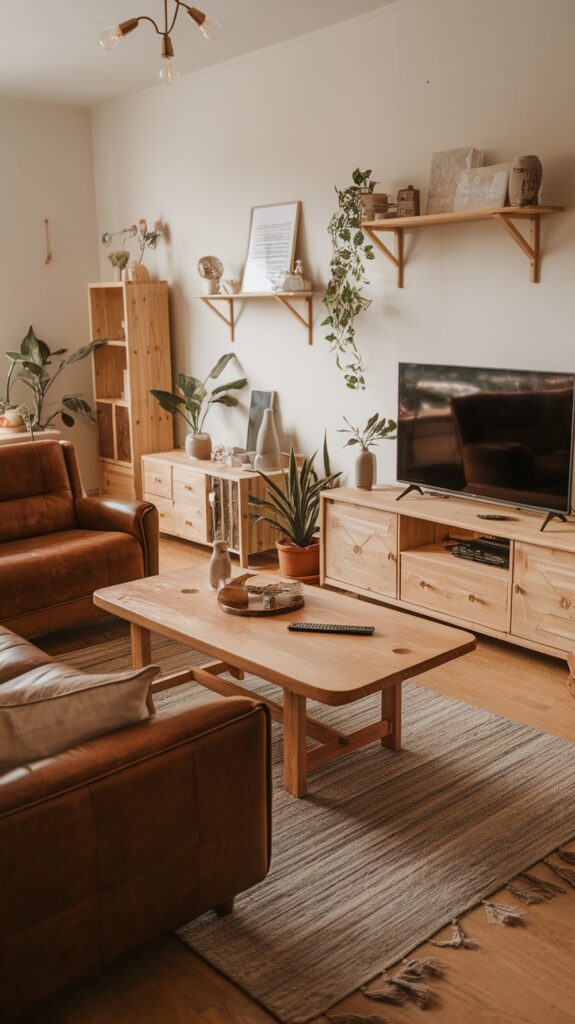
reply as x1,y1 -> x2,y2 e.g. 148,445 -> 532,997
254,408 -> 281,472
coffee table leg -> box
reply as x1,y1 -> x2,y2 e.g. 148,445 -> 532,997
283,691 -> 307,797
381,682 -> 402,751
131,623 -> 153,713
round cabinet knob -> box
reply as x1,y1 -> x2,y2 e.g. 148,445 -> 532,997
185,484 -> 193,491
155,476 -> 162,483
353,544 -> 361,554
419,580 -> 427,589
514,583 -> 524,595
387,552 -> 396,561
560,597 -> 571,610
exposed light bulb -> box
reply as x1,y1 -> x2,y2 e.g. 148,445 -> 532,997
99,26 -> 123,50
159,57 -> 180,83
198,16 -> 222,40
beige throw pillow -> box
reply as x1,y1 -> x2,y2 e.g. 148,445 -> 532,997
0,662 -> 160,770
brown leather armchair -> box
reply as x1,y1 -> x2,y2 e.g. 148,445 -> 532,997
0,439 -> 159,636
0,627 -> 271,1022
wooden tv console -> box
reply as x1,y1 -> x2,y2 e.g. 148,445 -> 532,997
320,485 -> 575,661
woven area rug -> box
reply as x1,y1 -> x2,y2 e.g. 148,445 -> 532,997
66,635 -> 575,1024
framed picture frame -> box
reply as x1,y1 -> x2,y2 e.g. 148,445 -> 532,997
246,390 -> 275,451
241,201 -> 301,293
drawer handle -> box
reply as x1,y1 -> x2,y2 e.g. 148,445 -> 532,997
154,476 -> 162,483
353,545 -> 362,554
185,519 -> 194,527
514,583 -> 525,595
387,552 -> 396,561
560,597 -> 571,610
185,484 -> 194,491
419,580 -> 430,589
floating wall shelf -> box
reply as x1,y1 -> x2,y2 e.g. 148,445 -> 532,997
362,205 -> 564,287
193,291 -> 314,344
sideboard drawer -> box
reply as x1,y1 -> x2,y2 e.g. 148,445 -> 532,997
512,542 -> 575,651
401,547 -> 509,631
143,460 -> 172,499
153,496 -> 176,534
172,502 -> 207,544
173,465 -> 206,508
323,501 -> 398,597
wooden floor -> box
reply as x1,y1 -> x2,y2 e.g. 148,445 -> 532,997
28,536 -> 575,1024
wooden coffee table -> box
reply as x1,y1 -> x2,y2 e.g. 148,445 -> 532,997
94,568 -> 475,797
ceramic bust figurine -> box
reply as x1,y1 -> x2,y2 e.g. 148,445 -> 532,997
209,540 -> 232,589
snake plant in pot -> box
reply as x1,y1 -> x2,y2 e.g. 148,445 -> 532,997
251,445 -> 341,579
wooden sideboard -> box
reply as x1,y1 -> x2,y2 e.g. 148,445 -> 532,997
320,485 -> 575,660
142,451 -> 278,568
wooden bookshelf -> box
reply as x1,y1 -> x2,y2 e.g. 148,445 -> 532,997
89,282 -> 173,499
362,205 -> 564,286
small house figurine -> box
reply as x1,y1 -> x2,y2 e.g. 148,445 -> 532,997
397,185 -> 420,218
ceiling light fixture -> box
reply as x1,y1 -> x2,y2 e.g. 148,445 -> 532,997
99,1 -> 221,84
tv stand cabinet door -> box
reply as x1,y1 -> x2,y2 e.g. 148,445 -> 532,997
324,500 -> 397,598
512,542 -> 575,652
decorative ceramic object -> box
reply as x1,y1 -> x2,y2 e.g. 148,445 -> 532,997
209,540 -> 232,590
122,262 -> 150,283
1,408 -> 25,428
254,407 -> 281,471
355,449 -> 377,490
185,432 -> 212,460
198,255 -> 224,292
220,278 -> 241,294
397,185 -> 420,217
508,155 -> 542,207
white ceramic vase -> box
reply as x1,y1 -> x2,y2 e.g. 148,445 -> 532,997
254,408 -> 281,472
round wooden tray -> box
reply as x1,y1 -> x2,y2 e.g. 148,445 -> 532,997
217,575 -> 305,617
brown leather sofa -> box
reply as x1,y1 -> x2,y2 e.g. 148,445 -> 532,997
0,439 -> 159,636
0,627 -> 272,1022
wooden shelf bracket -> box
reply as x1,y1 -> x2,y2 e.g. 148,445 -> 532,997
195,292 -> 314,344
493,212 -> 541,283
200,296 -> 236,342
273,293 -> 314,345
363,226 -> 404,288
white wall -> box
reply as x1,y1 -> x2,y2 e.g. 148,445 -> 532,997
91,0 -> 575,486
0,98 -> 100,490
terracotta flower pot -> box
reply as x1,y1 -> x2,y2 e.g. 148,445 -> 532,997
276,539 -> 320,580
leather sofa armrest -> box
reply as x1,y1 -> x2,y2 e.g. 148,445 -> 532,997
75,496 -> 159,575
0,697 -> 269,818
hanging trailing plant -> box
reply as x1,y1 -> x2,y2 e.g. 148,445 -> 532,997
322,168 -> 376,390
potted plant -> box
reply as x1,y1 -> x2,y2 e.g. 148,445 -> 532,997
322,168 -> 377,390
150,353 -> 247,460
3,326 -> 106,432
107,250 -> 130,281
339,413 -> 397,490
251,447 -> 341,580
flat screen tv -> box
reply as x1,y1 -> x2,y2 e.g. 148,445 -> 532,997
397,363 -> 575,514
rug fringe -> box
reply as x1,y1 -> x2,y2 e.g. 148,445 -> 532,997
543,857 -> 575,888
430,918 -> 480,949
323,840 -> 575,1024
515,871 -> 565,898
327,1015 -> 393,1024
558,847 -> 575,865
482,900 -> 526,925
361,958 -> 445,1009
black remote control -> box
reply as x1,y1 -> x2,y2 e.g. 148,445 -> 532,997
287,623 -> 374,635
